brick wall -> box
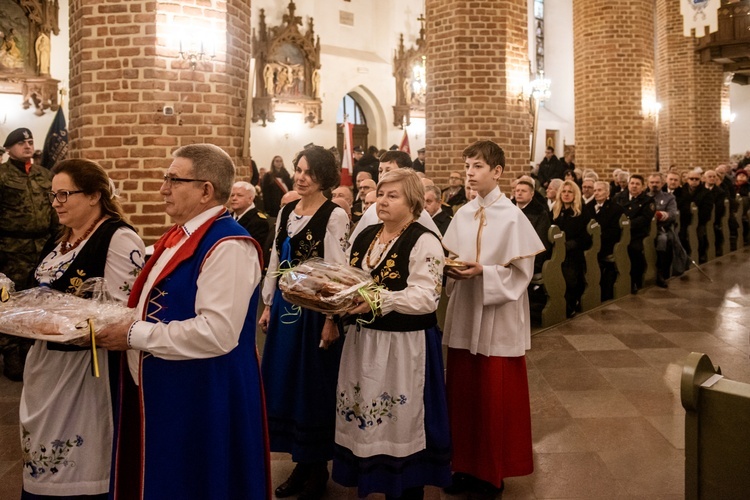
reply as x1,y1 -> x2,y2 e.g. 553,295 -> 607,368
573,0 -> 657,177
425,0 -> 531,191
655,0 -> 729,172
68,0 -> 252,243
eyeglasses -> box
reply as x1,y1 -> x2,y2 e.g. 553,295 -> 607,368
47,190 -> 85,204
162,175 -> 209,187
449,177 -> 461,181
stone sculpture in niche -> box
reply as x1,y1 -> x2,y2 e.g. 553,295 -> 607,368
0,0 -> 60,115
251,1 -> 322,127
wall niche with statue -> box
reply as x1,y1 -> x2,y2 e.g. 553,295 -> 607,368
0,0 -> 60,115
393,17 -> 426,128
252,1 -> 322,127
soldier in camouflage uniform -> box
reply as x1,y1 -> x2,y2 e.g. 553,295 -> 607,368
0,128 -> 58,381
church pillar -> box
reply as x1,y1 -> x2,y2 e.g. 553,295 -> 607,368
656,0 -> 729,170
68,0 -> 252,241
425,0 -> 530,187
573,0 -> 657,175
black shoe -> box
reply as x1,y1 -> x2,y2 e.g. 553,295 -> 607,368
275,463 -> 309,498
630,284 -> 638,295
3,346 -> 25,382
468,479 -> 504,500
656,277 -> 668,288
444,473 -> 474,495
297,465 -> 329,500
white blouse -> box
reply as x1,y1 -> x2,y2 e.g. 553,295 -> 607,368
21,226 -> 145,496
127,206 -> 262,384
261,205 -> 350,306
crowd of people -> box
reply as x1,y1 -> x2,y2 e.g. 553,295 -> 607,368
2,123 -> 749,499
515,147 -> 750,318
1,130 -> 544,500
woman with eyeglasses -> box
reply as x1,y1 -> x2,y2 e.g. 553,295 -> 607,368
259,146 -> 349,499
19,159 -> 144,499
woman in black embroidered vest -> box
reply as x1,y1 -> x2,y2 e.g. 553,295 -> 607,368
261,154 -> 294,217
19,159 -> 144,499
332,169 -> 451,500
259,146 -> 349,499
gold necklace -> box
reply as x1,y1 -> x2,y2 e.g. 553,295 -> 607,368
365,221 -> 412,268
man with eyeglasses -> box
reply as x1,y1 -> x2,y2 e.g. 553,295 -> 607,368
0,128 -> 58,381
678,169 -> 713,263
442,171 -> 467,207
98,143 -> 270,498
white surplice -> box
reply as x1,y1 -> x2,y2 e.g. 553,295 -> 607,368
348,204 -> 441,248
20,228 -> 145,496
442,187 -> 545,357
335,230 -> 444,458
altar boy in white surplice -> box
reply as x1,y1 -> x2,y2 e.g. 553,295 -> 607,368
441,140 -> 545,496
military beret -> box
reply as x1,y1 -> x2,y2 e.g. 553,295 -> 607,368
389,144 -> 399,151
353,146 -> 364,153
418,148 -> 425,153
3,128 -> 33,148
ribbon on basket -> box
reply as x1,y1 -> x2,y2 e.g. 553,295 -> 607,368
355,283 -> 384,325
88,319 -> 100,378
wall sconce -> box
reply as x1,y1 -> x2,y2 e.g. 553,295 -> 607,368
179,40 -> 215,71
526,72 -> 552,162
642,99 -> 662,118
722,108 -> 736,125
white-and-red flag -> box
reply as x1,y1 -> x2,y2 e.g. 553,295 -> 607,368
340,121 -> 354,187
399,129 -> 411,155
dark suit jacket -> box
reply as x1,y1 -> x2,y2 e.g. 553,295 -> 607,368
412,158 -> 425,173
432,210 -> 452,235
613,191 -> 655,246
236,207 -> 271,268
588,198 -> 624,257
677,184 -> 713,235
442,186 -> 467,207
519,198 -> 551,273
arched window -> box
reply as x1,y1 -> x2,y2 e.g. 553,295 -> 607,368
337,94 -> 367,125
337,94 -> 369,153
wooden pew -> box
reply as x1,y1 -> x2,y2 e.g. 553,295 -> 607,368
581,220 -> 601,312
688,204 -> 700,265
705,204 -> 716,262
612,215 -> 631,299
682,352 -> 750,499
643,218 -> 657,288
720,198 -> 730,257
735,194 -> 745,249
540,225 -> 567,328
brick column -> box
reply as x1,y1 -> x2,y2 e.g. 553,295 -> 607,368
425,0 -> 530,189
656,0 -> 729,170
68,0 -> 252,242
574,0 -> 657,175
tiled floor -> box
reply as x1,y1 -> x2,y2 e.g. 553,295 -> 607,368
1,249 -> 749,498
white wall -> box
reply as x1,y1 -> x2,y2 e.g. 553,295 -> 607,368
249,0 -> 426,172
537,0 -> 575,163
0,0 -> 69,152
730,82 -> 750,156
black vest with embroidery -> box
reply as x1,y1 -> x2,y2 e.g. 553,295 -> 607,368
275,199 -> 337,266
350,222 -> 438,332
37,219 -> 133,295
